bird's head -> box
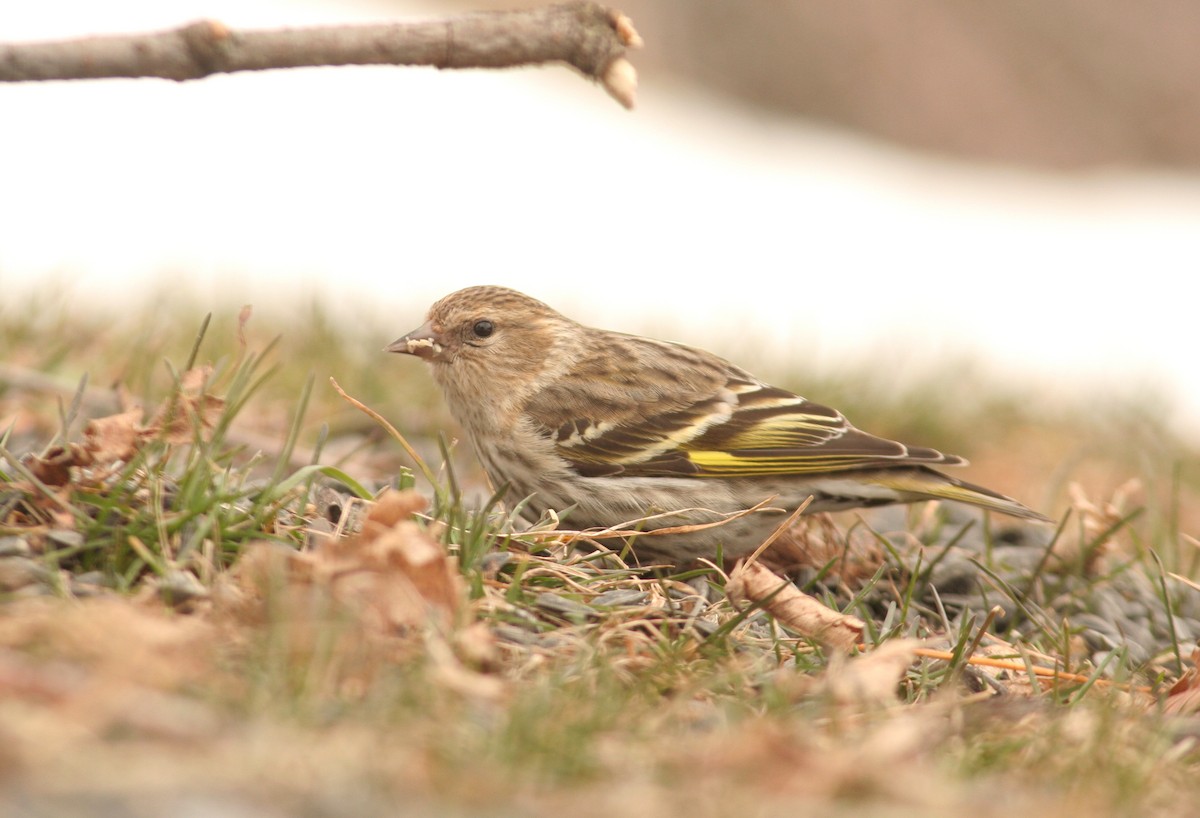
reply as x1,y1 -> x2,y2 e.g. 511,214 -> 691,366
387,286 -> 570,412
386,285 -> 564,363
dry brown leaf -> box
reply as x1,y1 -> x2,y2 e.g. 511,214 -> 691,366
237,304 -> 252,349
1163,647 -> 1200,715
727,561 -> 864,652
358,488 -> 428,533
454,621 -> 501,670
24,444 -> 86,487
21,399 -> 183,490
0,597 -> 221,747
426,629 -> 507,701
0,646 -> 84,703
230,490 -> 463,636
762,512 -> 885,586
218,491 -> 474,700
1052,479 -> 1142,572
816,639 -> 920,706
144,365 -> 225,444
665,710 -> 949,806
0,597 -> 215,693
82,407 -> 143,463
321,489 -> 460,629
179,365 -> 213,394
218,542 -> 313,626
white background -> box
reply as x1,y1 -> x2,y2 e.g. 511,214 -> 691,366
3,0 -> 1199,439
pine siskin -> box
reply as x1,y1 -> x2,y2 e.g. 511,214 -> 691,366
387,286 -> 1050,566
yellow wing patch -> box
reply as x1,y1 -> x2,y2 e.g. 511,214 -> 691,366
687,450 -> 878,476
714,412 -> 841,450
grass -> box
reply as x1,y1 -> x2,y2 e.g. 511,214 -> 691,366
1,297 -> 1199,817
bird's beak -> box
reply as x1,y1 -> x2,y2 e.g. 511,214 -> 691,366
384,320 -> 444,361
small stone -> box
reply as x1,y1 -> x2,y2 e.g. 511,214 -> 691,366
535,592 -> 596,620
480,552 -> 512,578
990,546 -> 1049,574
591,589 -> 649,607
493,624 -> 542,646
70,571 -> 113,598
0,536 -> 31,557
493,624 -> 566,649
46,530 -> 84,549
0,557 -> 54,591
1171,617 -> 1198,644
157,569 -> 209,606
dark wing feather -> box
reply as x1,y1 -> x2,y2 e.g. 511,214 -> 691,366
523,332 -> 965,479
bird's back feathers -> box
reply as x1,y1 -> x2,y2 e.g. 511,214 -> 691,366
526,330 -> 968,480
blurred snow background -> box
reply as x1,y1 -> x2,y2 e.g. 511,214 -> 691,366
2,0 -> 1198,438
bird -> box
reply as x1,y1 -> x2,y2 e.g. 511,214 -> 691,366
386,286 -> 1050,567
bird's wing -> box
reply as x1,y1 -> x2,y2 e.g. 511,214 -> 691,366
673,381 -> 965,477
523,339 -> 964,479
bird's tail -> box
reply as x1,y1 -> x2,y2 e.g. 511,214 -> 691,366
867,468 -> 1053,523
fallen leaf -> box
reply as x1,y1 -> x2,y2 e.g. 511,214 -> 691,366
23,408 -> 142,487
230,489 -> 463,635
1163,647 -> 1200,715
816,639 -> 920,706
1053,479 -> 1143,573
727,561 -> 864,652
82,407 -> 143,463
144,365 -> 225,444
25,444 -> 86,487
763,512 -> 885,586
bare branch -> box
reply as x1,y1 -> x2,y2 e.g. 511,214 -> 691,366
0,1 -> 642,108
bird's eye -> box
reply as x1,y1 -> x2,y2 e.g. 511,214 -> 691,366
472,320 -> 495,339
